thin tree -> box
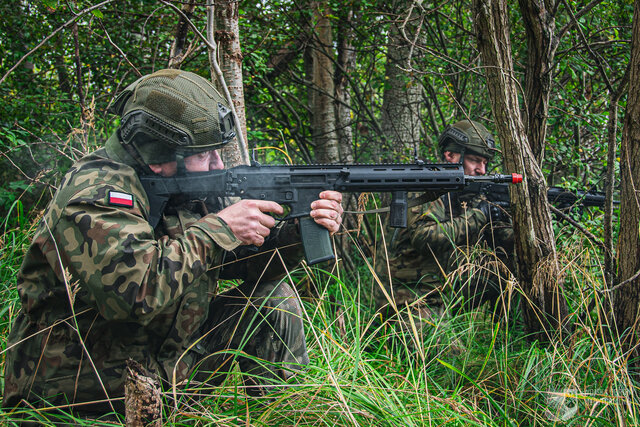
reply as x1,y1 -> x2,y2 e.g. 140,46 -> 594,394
517,0 -> 558,164
614,0 -> 640,371
335,3 -> 356,164
473,0 -> 568,339
215,0 -> 249,166
160,0 -> 249,165
309,0 -> 340,163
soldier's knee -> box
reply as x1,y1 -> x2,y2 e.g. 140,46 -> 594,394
270,280 -> 296,300
252,280 -> 303,320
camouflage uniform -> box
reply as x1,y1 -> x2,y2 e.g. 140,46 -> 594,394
375,120 -> 514,314
375,191 -> 514,313
3,134 -> 309,412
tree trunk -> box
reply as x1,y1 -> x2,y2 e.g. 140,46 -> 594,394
604,81 -> 627,288
473,0 -> 568,339
380,1 -> 423,161
517,0 -> 558,164
614,0 -> 640,369
216,0 -> 249,166
125,359 -> 162,427
335,5 -> 356,164
310,0 -> 339,163
167,0 -> 196,69
334,3 -> 358,270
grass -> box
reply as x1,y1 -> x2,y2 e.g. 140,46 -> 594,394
0,209 -> 638,426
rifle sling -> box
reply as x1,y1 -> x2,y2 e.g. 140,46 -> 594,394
343,192 -> 434,215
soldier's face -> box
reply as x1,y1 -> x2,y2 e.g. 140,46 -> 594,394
184,150 -> 224,172
443,151 -> 488,176
149,150 -> 224,176
462,154 -> 487,176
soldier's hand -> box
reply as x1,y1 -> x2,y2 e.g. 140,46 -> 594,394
217,200 -> 284,246
424,190 -> 448,203
310,190 -> 343,235
489,204 -> 511,223
471,197 -> 491,222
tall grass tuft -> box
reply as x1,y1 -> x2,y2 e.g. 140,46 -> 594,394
1,214 -> 639,425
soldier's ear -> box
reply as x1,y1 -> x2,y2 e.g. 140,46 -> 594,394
443,151 -> 460,163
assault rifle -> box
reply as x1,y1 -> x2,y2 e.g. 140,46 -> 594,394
139,162 -> 522,265
460,181 -> 615,219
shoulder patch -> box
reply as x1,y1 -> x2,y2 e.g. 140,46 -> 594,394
108,190 -> 134,208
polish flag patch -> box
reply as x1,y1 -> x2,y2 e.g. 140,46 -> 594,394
108,190 -> 134,208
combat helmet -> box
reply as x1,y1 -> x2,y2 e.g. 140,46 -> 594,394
438,120 -> 495,161
108,69 -> 236,168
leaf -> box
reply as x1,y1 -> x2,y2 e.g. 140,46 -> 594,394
91,9 -> 104,19
42,0 -> 58,10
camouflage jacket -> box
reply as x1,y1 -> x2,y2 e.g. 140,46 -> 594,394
3,136 -> 303,409
376,192 -> 513,289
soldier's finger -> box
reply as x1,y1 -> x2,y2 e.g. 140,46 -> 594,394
310,208 -> 339,221
252,200 -> 284,215
256,223 -> 272,237
253,231 -> 266,246
312,217 -> 340,234
319,190 -> 343,203
311,199 -> 342,213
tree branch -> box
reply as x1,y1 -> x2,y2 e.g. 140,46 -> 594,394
0,0 -> 116,86
549,205 -> 605,252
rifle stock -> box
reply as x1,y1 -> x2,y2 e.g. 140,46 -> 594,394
140,162 -> 521,265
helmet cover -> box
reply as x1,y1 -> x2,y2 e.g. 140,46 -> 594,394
438,120 -> 495,160
108,69 -> 236,165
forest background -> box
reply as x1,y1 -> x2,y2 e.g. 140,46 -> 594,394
0,0 -> 638,425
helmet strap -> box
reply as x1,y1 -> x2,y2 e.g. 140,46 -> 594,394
176,152 -> 187,176
118,135 -> 155,175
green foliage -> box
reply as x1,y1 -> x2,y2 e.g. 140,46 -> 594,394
0,0 -> 629,206
0,0 -> 633,424
543,0 -> 630,188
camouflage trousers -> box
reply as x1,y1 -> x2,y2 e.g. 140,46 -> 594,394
2,280 -> 308,420
374,275 -> 444,311
374,250 -> 512,322
191,280 -> 309,393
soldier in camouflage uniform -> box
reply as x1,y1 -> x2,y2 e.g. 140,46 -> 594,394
375,120 -> 513,316
2,69 -> 344,415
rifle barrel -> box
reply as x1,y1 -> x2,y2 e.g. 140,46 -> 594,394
466,173 -> 523,184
